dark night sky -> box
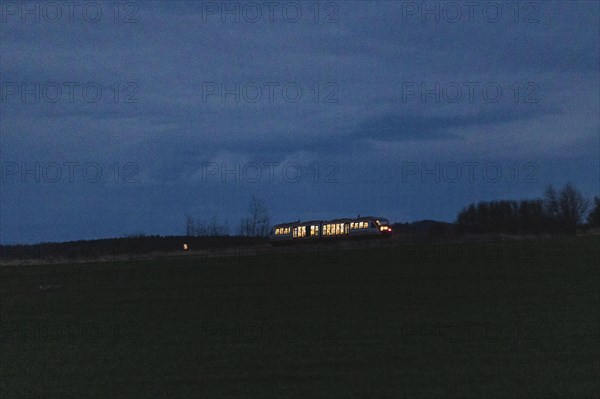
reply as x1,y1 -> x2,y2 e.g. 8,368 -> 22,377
1,1 -> 598,244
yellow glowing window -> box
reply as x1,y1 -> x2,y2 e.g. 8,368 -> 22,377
325,224 -> 333,235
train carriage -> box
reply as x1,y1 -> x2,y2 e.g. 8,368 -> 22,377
270,216 -> 391,244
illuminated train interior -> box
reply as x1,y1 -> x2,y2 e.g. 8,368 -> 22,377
270,216 -> 392,243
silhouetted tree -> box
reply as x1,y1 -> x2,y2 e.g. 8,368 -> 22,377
543,185 -> 560,233
588,197 -> 600,227
558,183 -> 589,234
456,203 -> 479,233
518,199 -> 545,234
456,183 -> 589,236
185,214 -> 196,236
185,214 -> 229,236
544,183 -> 589,235
239,196 -> 270,237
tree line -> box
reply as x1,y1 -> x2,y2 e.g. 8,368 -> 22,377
184,184 -> 600,238
456,183 -> 599,236
185,195 -> 271,238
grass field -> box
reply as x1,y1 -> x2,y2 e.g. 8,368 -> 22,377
1,237 -> 599,398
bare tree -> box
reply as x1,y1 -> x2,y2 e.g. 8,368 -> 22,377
185,215 -> 229,236
185,214 -> 195,237
207,216 -> 229,236
588,197 -> 600,227
544,183 -> 589,235
239,195 -> 270,237
543,185 -> 559,219
558,183 -> 589,234
239,218 -> 253,236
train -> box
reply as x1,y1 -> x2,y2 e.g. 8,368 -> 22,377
269,216 -> 392,244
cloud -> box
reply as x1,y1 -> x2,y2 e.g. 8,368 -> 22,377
350,105 -> 561,142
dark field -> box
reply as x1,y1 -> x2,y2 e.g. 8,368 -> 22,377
1,237 -> 599,398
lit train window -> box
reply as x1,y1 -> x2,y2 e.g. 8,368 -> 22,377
325,224 -> 333,235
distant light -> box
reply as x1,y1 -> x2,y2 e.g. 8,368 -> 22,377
183,243 -> 189,250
